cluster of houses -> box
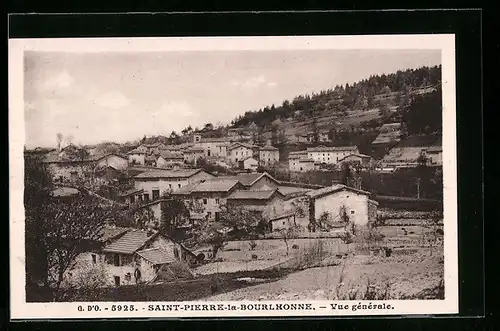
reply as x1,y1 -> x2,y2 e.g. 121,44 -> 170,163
288,145 -> 371,172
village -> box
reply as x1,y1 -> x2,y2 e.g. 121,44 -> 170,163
24,63 -> 445,302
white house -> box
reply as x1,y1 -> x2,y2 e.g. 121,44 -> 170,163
156,151 -> 185,168
227,142 -> 255,164
127,145 -> 148,165
94,153 -> 129,171
134,169 -> 214,200
239,156 -> 259,171
424,146 -> 443,166
306,145 -> 359,165
305,184 -> 378,228
183,146 -> 205,165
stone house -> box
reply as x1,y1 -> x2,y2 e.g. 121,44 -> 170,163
171,179 -> 243,222
226,189 -> 286,221
127,145 -> 148,165
94,153 -> 129,171
220,172 -> 281,191
227,142 -> 256,164
156,151 -> 185,168
259,145 -> 280,166
306,145 -> 360,165
183,146 -> 205,165
239,156 -> 259,171
269,212 -> 298,232
338,153 -> 372,168
134,169 -> 214,200
305,184 -> 378,229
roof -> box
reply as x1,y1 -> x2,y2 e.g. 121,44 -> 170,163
276,186 -> 312,195
136,248 -> 174,265
127,145 -> 149,155
98,226 -> 130,243
288,151 -> 308,159
184,146 -> 205,153
52,187 -> 80,197
158,151 -> 184,160
221,172 -> 279,187
102,229 -> 156,254
306,184 -> 371,199
200,137 -> 233,143
92,153 -> 128,162
227,142 -> 255,151
306,145 -> 359,152
119,188 -> 144,197
260,145 -> 279,151
338,153 -> 372,162
240,156 -> 258,162
135,169 -> 204,179
172,179 -> 240,194
227,189 -> 284,200
270,212 -> 296,221
426,146 -> 442,152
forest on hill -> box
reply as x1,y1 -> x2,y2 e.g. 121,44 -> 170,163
230,65 -> 442,132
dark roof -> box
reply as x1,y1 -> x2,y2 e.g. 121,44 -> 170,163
119,188 -> 144,197
259,145 -> 279,151
228,189 -> 284,200
227,142 -> 255,151
98,226 -> 130,243
172,179 -> 240,194
306,184 -> 371,199
136,248 -> 174,265
306,145 -> 358,152
102,230 -> 156,254
135,169 -> 204,179
159,151 -> 184,159
221,172 -> 279,187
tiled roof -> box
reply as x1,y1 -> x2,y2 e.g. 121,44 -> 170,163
276,186 -> 311,195
135,169 -> 203,179
306,184 -> 370,199
119,188 -> 144,197
270,212 -> 296,221
228,189 -> 283,200
259,145 -> 279,151
102,230 -> 156,254
200,137 -> 233,143
159,151 -> 184,160
98,226 -> 130,243
185,146 -> 205,153
136,248 -> 174,265
338,153 -> 372,162
306,145 -> 358,152
127,146 -> 149,154
227,142 -> 255,151
172,179 -> 240,194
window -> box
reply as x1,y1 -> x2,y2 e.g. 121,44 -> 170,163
152,190 -> 160,200
351,210 -> 355,214
91,254 -> 97,264
169,184 -> 172,189
203,198 -> 208,205
113,254 -> 120,266
114,276 -> 120,286
174,247 -> 179,259
178,184 -> 181,188
130,196 -> 135,204
144,194 -> 150,202
125,273 -> 131,282
236,151 -> 238,156
215,198 -> 220,204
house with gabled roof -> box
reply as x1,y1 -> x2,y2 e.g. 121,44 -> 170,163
99,228 -> 197,287
259,145 -> 280,166
220,172 -> 281,191
227,142 -> 257,164
172,178 -> 243,222
156,151 -> 185,168
226,189 -> 286,221
239,156 -> 259,171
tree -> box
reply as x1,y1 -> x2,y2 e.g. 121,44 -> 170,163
204,123 -> 214,131
133,206 -> 159,229
160,199 -> 190,237
59,261 -> 109,301
36,195 -> 114,298
56,133 -> 63,150
280,225 -> 300,256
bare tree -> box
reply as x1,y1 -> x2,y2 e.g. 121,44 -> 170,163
280,225 -> 300,256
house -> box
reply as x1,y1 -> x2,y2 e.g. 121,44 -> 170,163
119,188 -> 145,205
172,179 -> 243,222
227,142 -> 256,164
226,189 -> 286,220
220,172 -> 281,191
195,137 -> 235,157
338,154 -> 372,167
424,146 -> 443,166
297,134 -> 309,143
127,145 -> 149,165
318,130 -> 331,143
259,145 -> 280,166
239,156 -> 259,171
156,151 -> 185,168
305,184 -> 378,229
41,145 -> 96,183
99,229 -> 197,286
94,165 -> 127,184
306,145 -> 360,165
183,146 -> 205,165
94,153 -> 129,171
269,212 -> 297,232
133,169 -> 214,200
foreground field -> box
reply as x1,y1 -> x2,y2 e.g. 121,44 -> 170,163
203,248 -> 444,301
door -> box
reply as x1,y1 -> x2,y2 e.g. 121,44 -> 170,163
114,276 -> 120,286
113,254 -> 120,266
152,190 -> 160,200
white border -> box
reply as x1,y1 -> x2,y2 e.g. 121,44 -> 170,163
9,34 -> 457,319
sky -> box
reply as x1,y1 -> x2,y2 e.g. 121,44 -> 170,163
24,49 -> 441,148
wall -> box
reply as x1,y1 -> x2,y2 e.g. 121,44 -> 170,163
308,149 -> 359,165
312,190 -> 369,227
289,159 -> 315,172
259,150 -> 279,166
157,157 -> 184,168
283,196 -> 310,229
248,176 -> 279,191
243,158 -> 258,170
271,215 -> 297,231
427,152 -> 442,166
134,171 -> 213,197
182,191 -> 230,222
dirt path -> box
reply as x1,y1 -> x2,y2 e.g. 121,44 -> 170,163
202,251 -> 444,301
